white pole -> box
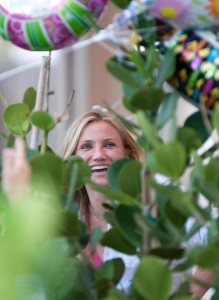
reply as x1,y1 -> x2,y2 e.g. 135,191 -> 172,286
29,56 -> 50,149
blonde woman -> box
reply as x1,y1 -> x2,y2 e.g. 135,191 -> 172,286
59,110 -> 143,291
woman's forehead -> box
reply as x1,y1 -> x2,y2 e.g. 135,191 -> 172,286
79,120 -> 122,141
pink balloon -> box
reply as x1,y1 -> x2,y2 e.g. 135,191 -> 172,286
0,0 -> 108,51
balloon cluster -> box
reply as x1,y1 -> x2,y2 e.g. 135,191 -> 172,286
112,0 -> 219,110
165,30 -> 219,110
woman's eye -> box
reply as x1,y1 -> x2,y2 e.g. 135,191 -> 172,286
81,144 -> 92,150
105,143 -> 115,148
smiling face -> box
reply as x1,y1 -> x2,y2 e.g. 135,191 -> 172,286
75,120 -> 127,186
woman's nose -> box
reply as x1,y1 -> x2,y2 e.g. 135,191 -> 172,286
92,146 -> 106,160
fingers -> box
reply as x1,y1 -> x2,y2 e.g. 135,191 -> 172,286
1,138 -> 31,202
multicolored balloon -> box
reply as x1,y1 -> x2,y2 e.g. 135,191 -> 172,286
165,30 -> 219,110
0,0 -> 108,51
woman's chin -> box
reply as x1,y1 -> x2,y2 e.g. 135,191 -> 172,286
91,174 -> 108,186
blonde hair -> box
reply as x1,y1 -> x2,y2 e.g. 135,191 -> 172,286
59,111 -> 143,225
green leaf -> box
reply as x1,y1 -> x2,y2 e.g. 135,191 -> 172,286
30,153 -> 64,196
101,227 -> 137,255
149,247 -> 184,260
155,92 -> 178,128
3,103 -> 31,136
108,158 -> 132,191
22,87 -> 36,112
101,289 -> 128,300
60,211 -> 81,239
134,256 -> 172,300
90,227 -> 103,253
109,0 -> 131,9
88,180 -> 139,205
30,111 -> 55,132
130,49 -> 149,79
130,86 -> 165,111
122,95 -> 139,113
106,58 -> 141,89
212,103 -> 219,135
173,297 -> 193,300
97,258 -> 125,284
197,157 -> 219,205
137,110 -> 162,149
149,141 -> 186,179
177,127 -> 202,154
184,111 -> 210,144
155,49 -> 176,86
195,243 -> 219,268
118,160 -> 141,197
115,205 -> 142,248
64,156 -> 91,191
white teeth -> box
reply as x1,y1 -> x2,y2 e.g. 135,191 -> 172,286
91,165 -> 108,171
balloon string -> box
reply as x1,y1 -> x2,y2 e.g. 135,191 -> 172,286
63,23 -> 170,55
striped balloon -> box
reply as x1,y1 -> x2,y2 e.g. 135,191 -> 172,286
0,0 -> 108,51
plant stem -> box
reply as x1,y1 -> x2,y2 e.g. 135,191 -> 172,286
65,164 -> 79,211
45,51 -> 52,113
40,132 -> 48,154
141,155 -> 152,256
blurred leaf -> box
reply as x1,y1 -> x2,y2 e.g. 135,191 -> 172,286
212,103 -> 219,135
90,227 -> 103,253
3,103 -> 31,136
101,289 -> 128,300
88,180 -> 139,205
22,87 -> 36,112
184,111 -> 210,144
144,46 -> 159,79
30,110 -> 55,132
64,156 -> 91,191
155,49 -> 176,86
59,211 -> 81,240
130,49 -> 149,79
109,0 -> 131,9
30,153 -> 64,196
106,58 -> 141,88
151,181 -> 195,217
155,92 -> 178,128
148,141 -> 186,179
101,227 -> 137,255
97,258 -> 125,285
118,160 -> 141,197
173,297 -> 193,300
115,205 -> 142,248
149,247 -> 184,260
137,110 -> 162,149
177,127 -> 202,154
134,256 -> 171,300
198,157 -> 219,205
130,86 -> 165,111
194,242 -> 219,268
108,158 -> 132,191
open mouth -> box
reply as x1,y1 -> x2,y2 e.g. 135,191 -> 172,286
91,165 -> 108,173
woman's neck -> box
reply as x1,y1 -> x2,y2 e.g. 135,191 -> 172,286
86,189 -> 107,230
